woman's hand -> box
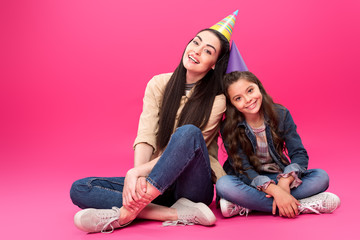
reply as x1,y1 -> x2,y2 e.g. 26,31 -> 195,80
135,177 -> 153,205
123,152 -> 160,212
135,177 -> 148,203
265,184 -> 300,218
123,168 -> 143,212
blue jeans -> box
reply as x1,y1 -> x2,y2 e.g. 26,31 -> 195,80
70,125 -> 214,209
216,169 -> 329,212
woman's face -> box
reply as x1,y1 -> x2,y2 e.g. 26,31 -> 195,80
182,30 -> 221,79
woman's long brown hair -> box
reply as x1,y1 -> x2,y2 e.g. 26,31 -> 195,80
156,28 -> 230,151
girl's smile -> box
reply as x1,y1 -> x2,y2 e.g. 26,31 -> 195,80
245,99 -> 258,110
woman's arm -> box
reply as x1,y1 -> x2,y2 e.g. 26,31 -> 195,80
125,74 -> 170,211
134,143 -> 154,167
123,142 -> 157,211
123,153 -> 161,212
133,74 -> 170,153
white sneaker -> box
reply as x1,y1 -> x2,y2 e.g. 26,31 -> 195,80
220,198 -> 250,218
74,207 -> 131,233
299,192 -> 340,214
163,198 -> 216,226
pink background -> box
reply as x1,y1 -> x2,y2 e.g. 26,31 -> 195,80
1,0 -> 359,239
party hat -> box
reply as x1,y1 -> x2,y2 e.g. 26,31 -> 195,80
210,10 -> 238,42
226,41 -> 248,73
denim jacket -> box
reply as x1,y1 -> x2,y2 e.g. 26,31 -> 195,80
222,105 -> 309,189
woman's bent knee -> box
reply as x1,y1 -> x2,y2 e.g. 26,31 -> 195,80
175,124 -> 202,140
70,178 -> 92,208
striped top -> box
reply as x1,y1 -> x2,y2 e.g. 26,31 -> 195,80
251,124 -> 282,173
185,82 -> 196,95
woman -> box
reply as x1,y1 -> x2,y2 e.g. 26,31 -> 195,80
70,11 -> 238,233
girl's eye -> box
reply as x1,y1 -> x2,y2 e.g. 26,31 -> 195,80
235,97 -> 241,101
192,40 -> 199,45
248,88 -> 253,93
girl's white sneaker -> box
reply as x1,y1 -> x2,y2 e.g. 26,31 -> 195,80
299,192 -> 341,214
219,198 -> 250,218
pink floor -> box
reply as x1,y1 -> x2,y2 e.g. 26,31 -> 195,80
1,133 -> 359,240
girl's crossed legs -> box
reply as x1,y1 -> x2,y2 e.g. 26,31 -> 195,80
216,169 -> 329,213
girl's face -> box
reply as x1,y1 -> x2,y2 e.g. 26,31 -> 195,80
227,78 -> 263,119
182,30 -> 221,78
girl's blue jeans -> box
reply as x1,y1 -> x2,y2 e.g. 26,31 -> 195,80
70,125 -> 214,209
216,169 -> 329,212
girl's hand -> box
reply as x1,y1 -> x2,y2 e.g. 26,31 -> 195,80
273,187 -> 300,218
123,168 -> 142,212
265,178 -> 291,198
265,194 -> 278,215
277,176 -> 294,194
265,184 -> 300,218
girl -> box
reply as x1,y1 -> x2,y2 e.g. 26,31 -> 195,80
70,10 -> 238,233
216,71 -> 340,218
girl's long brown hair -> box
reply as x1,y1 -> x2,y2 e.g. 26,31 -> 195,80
222,71 -> 289,174
156,29 -> 230,151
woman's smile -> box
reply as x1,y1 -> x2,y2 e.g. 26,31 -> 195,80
182,30 -> 220,83
188,55 -> 199,64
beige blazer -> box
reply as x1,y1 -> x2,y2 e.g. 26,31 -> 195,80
133,73 -> 226,182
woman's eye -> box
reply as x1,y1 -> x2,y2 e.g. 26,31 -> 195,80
248,88 -> 253,93
192,40 -> 199,45
204,49 -> 212,55
235,97 -> 241,101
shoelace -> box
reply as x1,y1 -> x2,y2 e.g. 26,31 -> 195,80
228,206 -> 239,217
299,201 -> 325,214
238,207 -> 250,217
162,217 -> 198,226
100,207 -> 121,233
229,205 -> 250,217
